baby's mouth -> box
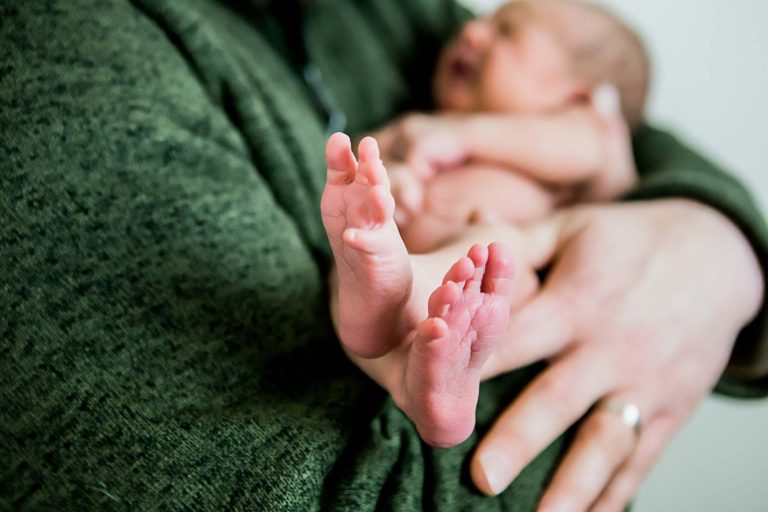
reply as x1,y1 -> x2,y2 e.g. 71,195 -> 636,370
446,47 -> 479,83
450,58 -> 473,79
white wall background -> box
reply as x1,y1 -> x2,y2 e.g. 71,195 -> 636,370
459,0 -> 768,510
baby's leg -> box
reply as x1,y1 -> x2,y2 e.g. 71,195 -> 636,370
341,241 -> 515,448
322,133 -> 430,358
322,134 -> 517,447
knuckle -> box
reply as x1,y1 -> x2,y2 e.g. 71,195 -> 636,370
584,411 -> 630,447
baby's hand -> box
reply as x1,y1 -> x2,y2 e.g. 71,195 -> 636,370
583,84 -> 638,200
375,113 -> 469,177
388,162 -> 426,226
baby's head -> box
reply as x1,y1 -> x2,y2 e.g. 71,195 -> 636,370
433,0 -> 650,128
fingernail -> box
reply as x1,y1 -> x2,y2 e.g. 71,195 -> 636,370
539,502 -> 575,512
593,83 -> 620,117
479,449 -> 514,495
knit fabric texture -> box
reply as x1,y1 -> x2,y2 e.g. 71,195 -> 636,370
1,0 -> 766,510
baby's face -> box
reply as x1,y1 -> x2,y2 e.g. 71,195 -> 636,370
433,1 -> 583,113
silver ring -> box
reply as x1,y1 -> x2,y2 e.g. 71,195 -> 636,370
595,399 -> 642,435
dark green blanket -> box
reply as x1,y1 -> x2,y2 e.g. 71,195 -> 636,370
1,0 -> 766,510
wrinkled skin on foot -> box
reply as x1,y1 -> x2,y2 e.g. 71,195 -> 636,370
321,133 -> 417,358
397,243 -> 514,447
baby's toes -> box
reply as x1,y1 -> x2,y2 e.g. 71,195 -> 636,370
326,132 -> 357,184
481,242 -> 514,297
368,184 -> 396,225
427,281 -> 461,319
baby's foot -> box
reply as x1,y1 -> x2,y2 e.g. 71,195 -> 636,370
398,243 -> 513,447
321,133 -> 416,358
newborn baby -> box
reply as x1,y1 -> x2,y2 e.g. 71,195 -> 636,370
322,0 -> 650,447
383,0 -> 649,252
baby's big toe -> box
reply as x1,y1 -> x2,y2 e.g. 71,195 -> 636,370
326,132 -> 357,182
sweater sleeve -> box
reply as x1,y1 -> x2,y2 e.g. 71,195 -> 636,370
628,125 -> 768,397
1,1 -> 567,511
1,1 -> 576,511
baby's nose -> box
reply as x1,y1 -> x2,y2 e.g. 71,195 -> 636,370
460,19 -> 492,50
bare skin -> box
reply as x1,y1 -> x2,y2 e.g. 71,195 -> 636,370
321,132 -> 418,359
321,133 -> 515,447
401,243 -> 514,446
345,1 -> 762,502
468,200 -> 764,510
377,85 -> 635,253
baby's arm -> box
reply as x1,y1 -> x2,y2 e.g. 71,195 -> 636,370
388,86 -> 636,201
460,97 -> 636,201
461,109 -> 606,184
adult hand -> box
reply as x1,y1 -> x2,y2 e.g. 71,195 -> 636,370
472,199 -> 764,511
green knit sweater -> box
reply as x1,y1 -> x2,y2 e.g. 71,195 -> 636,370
1,0 -> 766,510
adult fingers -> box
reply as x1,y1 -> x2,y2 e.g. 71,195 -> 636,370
592,414 -> 683,512
481,289 -> 575,379
480,206 -> 608,376
536,394 -> 651,512
471,347 -> 617,495
461,215 -> 576,379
